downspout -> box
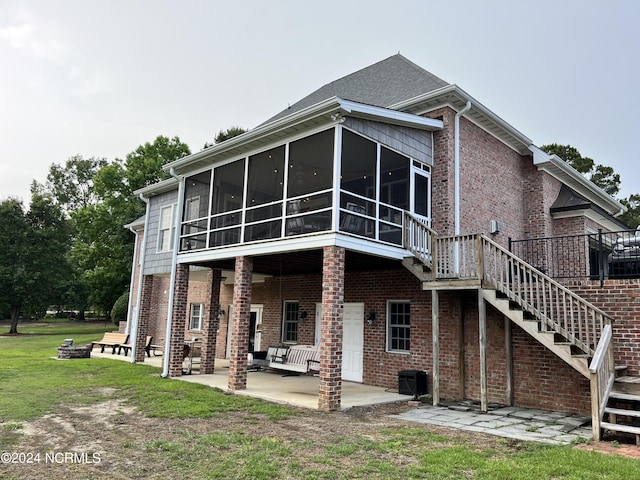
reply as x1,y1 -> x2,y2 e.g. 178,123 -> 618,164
162,167 -> 186,378
128,193 -> 151,363
454,100 -> 472,236
125,226 -> 138,337
454,100 -> 472,273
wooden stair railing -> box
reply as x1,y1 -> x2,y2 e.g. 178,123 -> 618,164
404,226 -> 617,440
478,234 -> 612,358
589,324 -> 615,441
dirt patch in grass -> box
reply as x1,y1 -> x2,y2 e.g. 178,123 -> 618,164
1,398 -> 512,479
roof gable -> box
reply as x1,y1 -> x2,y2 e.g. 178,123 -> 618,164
261,54 -> 450,126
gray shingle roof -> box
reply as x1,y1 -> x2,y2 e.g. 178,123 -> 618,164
261,54 -> 450,126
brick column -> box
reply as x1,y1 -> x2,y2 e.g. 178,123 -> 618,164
167,264 -> 189,377
318,246 -> 345,411
228,256 -> 253,391
134,275 -> 154,362
200,269 -> 221,374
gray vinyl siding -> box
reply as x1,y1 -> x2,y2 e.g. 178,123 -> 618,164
143,190 -> 179,275
343,117 -> 433,165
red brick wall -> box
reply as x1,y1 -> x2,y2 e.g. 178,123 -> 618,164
511,324 -> 591,413
570,279 -> 640,377
143,261 -> 599,414
425,107 -> 570,251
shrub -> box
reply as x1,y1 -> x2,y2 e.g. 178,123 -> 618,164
111,292 -> 129,326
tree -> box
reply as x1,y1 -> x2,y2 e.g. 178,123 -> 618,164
541,143 -> 620,197
619,194 -> 640,229
71,135 -> 191,317
204,126 -> 247,148
123,135 -> 191,192
34,155 -> 108,213
0,195 -> 72,334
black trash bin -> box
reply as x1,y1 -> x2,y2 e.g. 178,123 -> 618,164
398,370 -> 428,396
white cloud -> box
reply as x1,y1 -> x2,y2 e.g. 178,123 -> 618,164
0,22 -> 65,62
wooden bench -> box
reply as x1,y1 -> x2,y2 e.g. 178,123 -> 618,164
118,336 -> 153,357
267,345 -> 320,374
91,333 -> 129,354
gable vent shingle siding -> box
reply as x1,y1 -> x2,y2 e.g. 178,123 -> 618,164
261,54 -> 450,126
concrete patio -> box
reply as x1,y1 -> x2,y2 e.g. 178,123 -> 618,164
89,349 -> 408,410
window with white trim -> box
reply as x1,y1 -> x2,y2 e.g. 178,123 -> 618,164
387,301 -> 410,352
282,301 -> 299,343
157,204 -> 176,252
189,303 -> 204,331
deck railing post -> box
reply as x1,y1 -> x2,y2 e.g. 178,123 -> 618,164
598,229 -> 605,287
477,235 -> 485,283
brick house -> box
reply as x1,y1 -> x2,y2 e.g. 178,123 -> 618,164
125,55 -> 640,440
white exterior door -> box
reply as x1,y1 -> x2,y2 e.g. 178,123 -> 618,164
315,302 -> 364,382
342,303 -> 364,382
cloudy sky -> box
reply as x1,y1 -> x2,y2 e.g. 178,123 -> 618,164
1,0 -> 639,204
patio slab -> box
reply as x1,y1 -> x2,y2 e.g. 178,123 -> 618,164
89,350 -> 407,410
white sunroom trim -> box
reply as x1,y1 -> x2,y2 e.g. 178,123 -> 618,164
164,97 -> 443,175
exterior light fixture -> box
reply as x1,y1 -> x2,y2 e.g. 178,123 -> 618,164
367,311 -> 376,326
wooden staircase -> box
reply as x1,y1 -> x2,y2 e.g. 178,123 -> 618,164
401,214 -> 640,442
602,376 -> 640,445
481,289 -> 590,377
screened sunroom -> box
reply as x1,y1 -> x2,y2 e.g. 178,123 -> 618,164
173,99 -> 443,258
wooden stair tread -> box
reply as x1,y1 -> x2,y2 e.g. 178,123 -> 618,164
605,407 -> 640,418
616,376 -> 640,384
601,422 -> 640,435
610,391 -> 640,402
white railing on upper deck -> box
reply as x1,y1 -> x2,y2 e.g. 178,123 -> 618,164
403,212 -> 436,270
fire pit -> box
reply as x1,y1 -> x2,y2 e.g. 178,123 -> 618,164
57,340 -> 91,359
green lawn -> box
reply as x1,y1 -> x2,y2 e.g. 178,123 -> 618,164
1,321 -> 638,479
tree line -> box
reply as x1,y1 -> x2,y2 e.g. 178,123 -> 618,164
0,137 -> 637,334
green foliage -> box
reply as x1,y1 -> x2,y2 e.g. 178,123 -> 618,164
214,126 -> 247,144
0,194 -> 72,333
33,155 -> 108,213
541,143 -> 620,197
57,135 -> 191,316
590,164 -> 621,197
618,194 -> 640,229
111,292 -> 129,325
123,135 -> 191,192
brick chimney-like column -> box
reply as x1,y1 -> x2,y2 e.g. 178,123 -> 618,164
228,256 -> 253,391
318,246 -> 345,411
167,263 -> 189,377
134,275 -> 154,363
200,269 -> 222,374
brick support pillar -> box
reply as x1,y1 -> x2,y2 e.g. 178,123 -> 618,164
134,275 -> 154,362
167,264 -> 189,377
318,246 -> 345,411
200,269 -> 222,374
228,256 -> 253,391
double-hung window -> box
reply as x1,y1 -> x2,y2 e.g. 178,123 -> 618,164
158,204 -> 176,252
282,301 -> 299,343
189,303 -> 204,331
387,301 -> 410,352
